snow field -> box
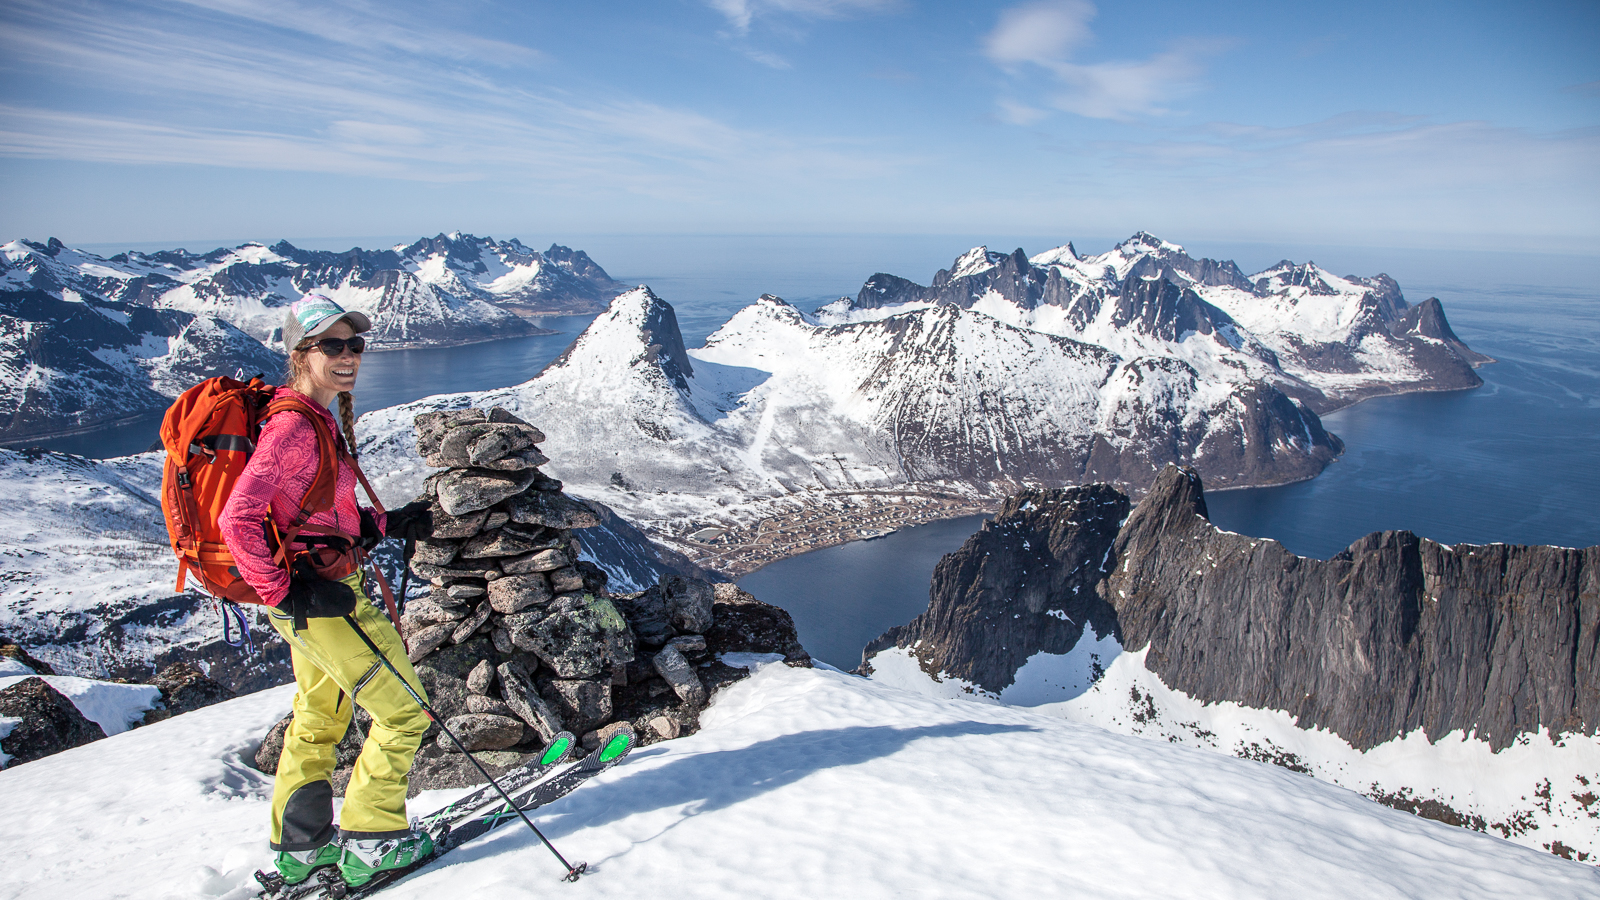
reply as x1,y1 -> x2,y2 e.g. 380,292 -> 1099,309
869,640 -> 1600,863
3,663 -> 1595,899
0,684 -> 294,899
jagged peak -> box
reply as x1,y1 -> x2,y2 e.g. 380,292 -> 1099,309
1124,464 -> 1211,531
1029,242 -> 1082,267
558,285 -> 694,388
949,246 -> 1006,279
1115,231 -> 1186,256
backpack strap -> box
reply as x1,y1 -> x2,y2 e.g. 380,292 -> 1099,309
263,396 -> 347,567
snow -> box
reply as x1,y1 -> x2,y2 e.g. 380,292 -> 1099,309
0,657 -> 34,676
0,717 -> 17,767
870,638 -> 1600,864
0,674 -> 161,737
0,666 -> 1593,899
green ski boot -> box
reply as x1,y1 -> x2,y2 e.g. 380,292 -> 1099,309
338,831 -> 436,887
274,842 -> 342,885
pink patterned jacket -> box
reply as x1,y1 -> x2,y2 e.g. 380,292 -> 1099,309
218,387 -> 384,607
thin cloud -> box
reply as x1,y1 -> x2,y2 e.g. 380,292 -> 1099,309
996,99 -> 1052,126
983,0 -> 1096,67
741,47 -> 794,69
1091,115 -> 1600,213
167,0 -> 543,65
0,0 -> 910,198
983,1 -> 1214,122
707,0 -> 901,35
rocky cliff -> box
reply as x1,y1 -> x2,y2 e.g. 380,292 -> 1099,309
864,465 -> 1599,752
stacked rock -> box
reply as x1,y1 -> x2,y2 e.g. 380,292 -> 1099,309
399,407 -> 630,752
255,406 -> 813,791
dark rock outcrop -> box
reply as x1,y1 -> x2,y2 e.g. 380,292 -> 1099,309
137,661 -> 235,726
861,486 -> 1127,691
863,465 -> 1599,751
0,677 -> 106,766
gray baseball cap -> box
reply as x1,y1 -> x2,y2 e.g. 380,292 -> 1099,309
282,293 -> 371,351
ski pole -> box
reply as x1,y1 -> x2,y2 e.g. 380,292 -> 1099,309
342,614 -> 588,882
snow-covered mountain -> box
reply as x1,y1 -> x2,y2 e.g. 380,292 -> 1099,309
359,284 -> 1343,546
822,232 -> 1493,413
0,447 -> 706,687
0,283 -> 282,443
2,661 -> 1594,898
3,232 -> 629,350
119,231 -> 623,344
0,233 -> 631,440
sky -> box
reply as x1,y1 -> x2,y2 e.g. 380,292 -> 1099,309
0,0 -> 1595,253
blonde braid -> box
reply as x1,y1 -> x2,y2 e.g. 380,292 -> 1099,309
338,391 -> 359,458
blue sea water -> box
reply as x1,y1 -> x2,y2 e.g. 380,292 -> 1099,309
26,236 -> 1600,667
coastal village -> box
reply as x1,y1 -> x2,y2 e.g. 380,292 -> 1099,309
662,490 -> 998,577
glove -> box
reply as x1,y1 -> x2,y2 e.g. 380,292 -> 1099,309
285,558 -> 358,631
358,507 -> 382,552
384,500 -> 434,541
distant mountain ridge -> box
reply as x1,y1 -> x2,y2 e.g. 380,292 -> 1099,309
822,231 -> 1493,413
0,287 -> 282,442
0,233 -> 629,441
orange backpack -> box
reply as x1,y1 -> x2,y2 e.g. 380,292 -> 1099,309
159,376 -> 389,609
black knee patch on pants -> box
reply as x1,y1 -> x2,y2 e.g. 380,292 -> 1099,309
274,780 -> 336,851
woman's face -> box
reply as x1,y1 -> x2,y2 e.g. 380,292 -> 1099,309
296,318 -> 361,401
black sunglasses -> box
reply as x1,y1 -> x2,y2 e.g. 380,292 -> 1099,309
305,336 -> 365,356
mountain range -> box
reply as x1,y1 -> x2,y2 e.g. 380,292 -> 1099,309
0,233 -> 629,442
357,232 -> 1486,559
822,232 -> 1493,414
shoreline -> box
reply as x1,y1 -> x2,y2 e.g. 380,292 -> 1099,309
0,410 -> 166,448
651,489 -> 1000,579
1309,374 -> 1491,418
362,328 -> 559,352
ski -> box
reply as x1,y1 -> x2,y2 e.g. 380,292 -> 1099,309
415,730 -> 579,830
255,730 -> 579,899
437,725 -> 636,854
281,726 -> 637,899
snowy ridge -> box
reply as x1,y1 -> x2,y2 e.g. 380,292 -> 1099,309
2,232 -> 630,350
832,231 -> 1491,414
0,450 -> 215,678
869,641 -> 1600,865
2,663 -> 1594,898
357,286 -> 1341,548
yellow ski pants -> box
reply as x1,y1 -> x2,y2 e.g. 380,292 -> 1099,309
266,572 -> 431,850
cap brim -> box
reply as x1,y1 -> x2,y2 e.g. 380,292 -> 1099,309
304,310 -> 372,337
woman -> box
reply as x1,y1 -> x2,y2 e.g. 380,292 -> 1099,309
220,293 -> 433,888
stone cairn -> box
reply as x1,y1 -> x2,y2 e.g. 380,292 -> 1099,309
254,406 -> 811,791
